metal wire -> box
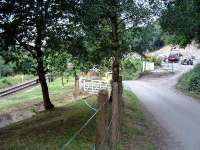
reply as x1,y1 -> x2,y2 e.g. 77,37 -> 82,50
84,99 -> 97,112
60,99 -> 109,150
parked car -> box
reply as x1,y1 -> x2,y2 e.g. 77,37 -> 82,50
181,58 -> 193,65
168,54 -> 180,63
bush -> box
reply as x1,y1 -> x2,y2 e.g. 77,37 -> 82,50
177,65 -> 200,93
146,56 -> 162,66
122,59 -> 142,80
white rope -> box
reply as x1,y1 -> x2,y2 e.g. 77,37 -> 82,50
61,110 -> 99,150
84,99 -> 97,112
61,100 -> 108,150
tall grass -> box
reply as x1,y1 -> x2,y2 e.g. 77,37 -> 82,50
177,64 -> 200,98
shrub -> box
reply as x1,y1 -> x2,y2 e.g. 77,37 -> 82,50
146,56 -> 162,66
177,64 -> 200,93
122,59 -> 142,80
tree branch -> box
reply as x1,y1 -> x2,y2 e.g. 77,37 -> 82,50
15,37 -> 37,59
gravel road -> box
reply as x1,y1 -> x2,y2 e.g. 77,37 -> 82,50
124,62 -> 200,150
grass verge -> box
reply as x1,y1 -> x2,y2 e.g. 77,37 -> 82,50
176,64 -> 200,99
0,74 -> 35,90
0,96 -> 97,150
0,77 -> 74,112
121,90 -> 157,150
0,89 -> 158,150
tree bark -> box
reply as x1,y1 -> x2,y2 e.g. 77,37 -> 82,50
35,34 -> 54,110
111,14 -> 120,83
110,2 -> 121,148
74,75 -> 80,94
37,59 -> 54,110
96,90 -> 109,150
61,72 -> 65,88
73,68 -> 80,94
34,4 -> 54,110
73,68 -> 80,98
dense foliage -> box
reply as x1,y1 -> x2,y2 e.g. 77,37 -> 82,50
0,0 -> 165,110
146,56 -> 162,66
0,0 -> 82,109
0,56 -> 16,77
177,65 -> 200,93
125,23 -> 164,54
160,0 -> 200,47
122,59 -> 142,80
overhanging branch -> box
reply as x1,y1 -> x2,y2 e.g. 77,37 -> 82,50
15,37 -> 37,59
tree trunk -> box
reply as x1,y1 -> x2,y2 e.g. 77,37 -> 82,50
37,60 -> 54,110
61,72 -> 65,88
110,4 -> 121,149
73,68 -> 80,93
33,4 -> 54,110
73,68 -> 80,98
75,75 -> 80,94
111,15 -> 120,83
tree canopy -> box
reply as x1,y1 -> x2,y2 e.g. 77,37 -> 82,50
0,0 -> 165,111
0,0 -> 80,109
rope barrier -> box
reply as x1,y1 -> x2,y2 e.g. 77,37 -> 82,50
60,110 -> 98,150
84,99 -> 97,112
60,99 -> 109,150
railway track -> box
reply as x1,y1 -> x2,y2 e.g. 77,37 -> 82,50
0,79 -> 40,97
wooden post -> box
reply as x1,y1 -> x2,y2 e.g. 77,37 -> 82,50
111,82 -> 120,150
96,90 -> 109,150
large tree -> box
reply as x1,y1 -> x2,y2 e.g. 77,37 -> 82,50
79,0 -> 163,147
0,0 -> 78,110
80,0 -> 163,81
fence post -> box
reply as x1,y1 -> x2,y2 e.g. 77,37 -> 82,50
96,90 -> 109,150
111,82 -> 120,150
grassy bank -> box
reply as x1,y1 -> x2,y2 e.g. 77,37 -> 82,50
0,96 -> 97,150
177,64 -> 200,99
0,88 -> 157,150
121,90 -> 157,150
0,77 -> 74,112
0,74 -> 35,90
